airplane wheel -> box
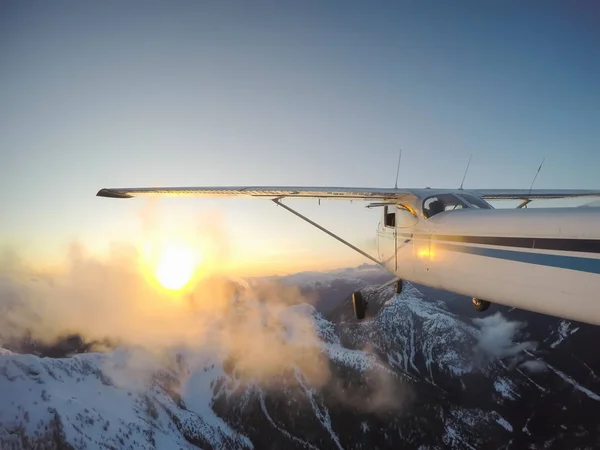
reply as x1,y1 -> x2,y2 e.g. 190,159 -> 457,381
472,297 -> 491,312
352,291 -> 367,320
394,279 -> 404,295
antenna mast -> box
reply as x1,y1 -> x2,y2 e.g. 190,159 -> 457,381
459,154 -> 472,190
394,149 -> 402,189
528,157 -> 545,194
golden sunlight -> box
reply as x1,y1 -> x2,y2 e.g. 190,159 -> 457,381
142,240 -> 203,291
155,245 -> 199,290
417,247 -> 433,260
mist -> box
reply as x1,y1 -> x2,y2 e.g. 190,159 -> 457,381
472,312 -> 537,368
518,359 -> 548,373
0,200 -> 412,418
1,241 -> 333,383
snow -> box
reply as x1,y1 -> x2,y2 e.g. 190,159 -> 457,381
257,388 -> 319,450
494,378 -> 519,400
549,320 -> 578,349
0,349 -> 251,449
294,368 -> 344,450
325,343 -> 379,373
516,367 -> 547,393
522,416 -> 532,435
544,361 -> 600,401
493,414 -> 513,432
449,408 -> 482,428
179,352 -> 248,445
443,425 -> 477,450
407,314 -> 420,373
372,283 -> 476,378
575,356 -> 600,382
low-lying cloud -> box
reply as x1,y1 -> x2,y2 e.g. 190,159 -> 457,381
0,199 -> 337,394
0,202 -> 412,415
472,312 -> 537,368
1,242 -> 413,416
518,359 -> 548,373
0,242 -> 332,385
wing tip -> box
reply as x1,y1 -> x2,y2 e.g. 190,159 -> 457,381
96,188 -> 133,199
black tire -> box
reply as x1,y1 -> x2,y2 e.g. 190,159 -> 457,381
352,291 -> 367,320
394,279 -> 404,295
472,297 -> 491,312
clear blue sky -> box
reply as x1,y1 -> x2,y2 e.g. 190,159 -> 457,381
1,1 -> 599,274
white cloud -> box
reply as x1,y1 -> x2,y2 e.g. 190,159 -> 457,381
472,312 -> 537,365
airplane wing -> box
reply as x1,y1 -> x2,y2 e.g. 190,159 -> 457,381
96,186 -> 416,200
472,189 -> 600,200
97,186 -> 600,201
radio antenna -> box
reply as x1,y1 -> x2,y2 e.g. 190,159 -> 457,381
528,157 -> 545,194
394,149 -> 402,189
459,154 -> 472,190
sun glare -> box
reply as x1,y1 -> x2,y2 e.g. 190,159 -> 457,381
145,242 -> 202,291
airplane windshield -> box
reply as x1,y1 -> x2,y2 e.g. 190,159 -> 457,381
423,194 -> 468,218
458,193 -> 494,209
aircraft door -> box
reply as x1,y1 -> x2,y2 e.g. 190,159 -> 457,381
377,204 -> 418,273
394,205 -> 419,276
377,205 -> 397,272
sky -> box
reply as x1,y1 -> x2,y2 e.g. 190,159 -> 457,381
1,1 -> 599,276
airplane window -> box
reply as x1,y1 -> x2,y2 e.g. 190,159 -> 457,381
396,207 -> 418,228
384,206 -> 395,227
423,194 -> 468,218
457,193 -> 494,209
384,205 -> 417,228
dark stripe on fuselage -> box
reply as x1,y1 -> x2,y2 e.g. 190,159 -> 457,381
436,243 -> 600,275
397,233 -> 600,255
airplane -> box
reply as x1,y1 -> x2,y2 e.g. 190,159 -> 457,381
97,185 -> 600,326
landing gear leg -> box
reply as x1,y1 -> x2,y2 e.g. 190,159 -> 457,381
352,278 -> 403,320
472,297 -> 491,312
352,292 -> 367,320
394,279 -> 404,295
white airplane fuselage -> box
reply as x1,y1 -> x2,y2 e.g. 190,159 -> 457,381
378,206 -> 600,325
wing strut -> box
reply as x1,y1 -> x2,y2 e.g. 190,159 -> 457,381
517,199 -> 531,209
272,199 -> 386,268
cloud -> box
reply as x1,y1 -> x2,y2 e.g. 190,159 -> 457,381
0,207 -> 332,391
519,360 -> 548,373
472,312 -> 537,366
321,341 -> 413,416
0,242 -> 411,415
0,202 -> 410,413
0,248 -> 332,385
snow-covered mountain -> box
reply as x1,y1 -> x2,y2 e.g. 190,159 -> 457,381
332,281 -> 600,447
2,265 -> 600,449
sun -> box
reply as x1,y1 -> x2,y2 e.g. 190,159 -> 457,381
154,244 -> 201,291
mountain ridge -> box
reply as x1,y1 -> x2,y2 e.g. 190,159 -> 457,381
2,266 -> 600,449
